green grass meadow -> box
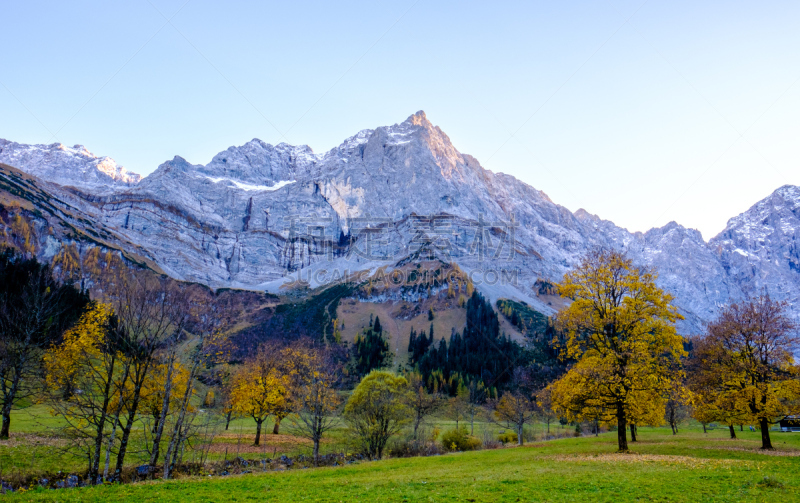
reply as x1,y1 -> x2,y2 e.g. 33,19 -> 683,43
4,423 -> 799,502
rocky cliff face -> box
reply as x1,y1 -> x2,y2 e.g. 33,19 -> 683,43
1,111 -> 798,334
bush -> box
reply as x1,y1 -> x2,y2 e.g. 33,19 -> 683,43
387,438 -> 444,458
440,427 -> 481,452
756,476 -> 784,489
203,390 -> 215,407
498,431 -> 518,444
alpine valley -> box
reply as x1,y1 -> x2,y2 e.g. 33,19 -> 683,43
1,111 -> 799,342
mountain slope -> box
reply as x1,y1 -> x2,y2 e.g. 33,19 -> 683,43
0,112 -> 797,334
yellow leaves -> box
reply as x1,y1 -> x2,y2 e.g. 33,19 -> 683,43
52,244 -> 81,281
332,319 -> 342,344
228,345 -> 307,420
229,365 -> 286,419
140,360 -> 194,417
204,390 -> 216,407
548,250 -> 686,426
10,214 -> 34,253
44,302 -> 113,389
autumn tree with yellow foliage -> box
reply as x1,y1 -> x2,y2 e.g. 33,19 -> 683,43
229,343 -> 293,446
141,362 -> 191,433
691,295 -> 800,450
547,250 -> 686,452
44,302 -> 125,484
286,343 -> 342,466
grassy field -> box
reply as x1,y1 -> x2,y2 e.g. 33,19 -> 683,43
5,425 -> 799,501
0,404 -> 343,476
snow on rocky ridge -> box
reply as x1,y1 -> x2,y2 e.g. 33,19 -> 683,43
0,139 -> 141,192
1,111 -> 799,334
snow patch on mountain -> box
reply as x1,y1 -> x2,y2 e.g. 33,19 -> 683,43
204,176 -> 295,192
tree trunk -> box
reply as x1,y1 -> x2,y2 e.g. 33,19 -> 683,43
225,409 -> 232,430
150,357 -> 176,476
728,424 -> 736,439
90,358 -> 116,485
163,358 -> 199,480
0,408 -> 11,440
518,424 -> 524,446
740,424 -> 743,432
103,363 -> 130,481
114,378 -> 146,479
166,412 -> 191,479
89,418 -> 105,484
702,423 -> 707,434
272,416 -> 281,435
0,371 -> 21,440
254,419 -> 263,446
629,424 -> 637,442
103,414 -> 120,480
759,418 -> 773,450
313,438 -> 320,467
616,408 -> 628,452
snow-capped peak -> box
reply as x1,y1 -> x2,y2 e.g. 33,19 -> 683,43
0,138 -> 141,192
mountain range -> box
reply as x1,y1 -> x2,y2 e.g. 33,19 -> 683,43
1,111 -> 798,335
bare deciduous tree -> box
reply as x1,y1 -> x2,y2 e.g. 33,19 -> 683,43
0,249 -> 87,439
490,391 -> 537,446
107,272 -> 187,479
403,372 -> 443,441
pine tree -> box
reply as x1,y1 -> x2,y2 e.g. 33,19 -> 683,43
353,323 -> 390,376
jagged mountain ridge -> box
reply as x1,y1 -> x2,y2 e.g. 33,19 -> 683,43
0,111 -> 798,334
0,139 -> 141,191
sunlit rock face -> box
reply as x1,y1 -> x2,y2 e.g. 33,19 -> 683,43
2,112 -> 798,334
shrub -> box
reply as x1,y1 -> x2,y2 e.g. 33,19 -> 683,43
498,431 -> 518,444
387,438 -> 444,458
756,476 -> 784,489
440,427 -> 481,452
204,390 -> 215,407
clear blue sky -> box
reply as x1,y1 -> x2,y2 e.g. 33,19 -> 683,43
2,1 -> 798,240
